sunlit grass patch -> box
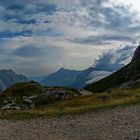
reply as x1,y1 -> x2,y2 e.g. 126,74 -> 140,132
0,88 -> 140,120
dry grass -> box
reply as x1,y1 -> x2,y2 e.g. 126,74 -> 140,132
0,88 -> 140,120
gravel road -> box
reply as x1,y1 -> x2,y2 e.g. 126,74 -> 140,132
0,105 -> 140,140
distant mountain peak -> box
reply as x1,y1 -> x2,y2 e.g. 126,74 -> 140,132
0,69 -> 27,91
86,67 -> 96,71
41,68 -> 82,87
59,67 -> 67,71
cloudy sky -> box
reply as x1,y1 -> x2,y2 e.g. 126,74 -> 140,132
0,0 -> 140,76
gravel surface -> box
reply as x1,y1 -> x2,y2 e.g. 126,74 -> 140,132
0,106 -> 140,140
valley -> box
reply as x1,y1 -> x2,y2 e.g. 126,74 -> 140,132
0,45 -> 139,140
0,0 -> 140,139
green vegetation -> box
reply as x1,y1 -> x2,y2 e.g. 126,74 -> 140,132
2,81 -> 44,97
0,81 -> 81,114
0,81 -> 44,106
0,88 -> 140,120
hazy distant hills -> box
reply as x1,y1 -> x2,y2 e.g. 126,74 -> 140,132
71,67 -> 111,89
0,65 -> 115,91
70,67 -> 95,89
41,68 -> 82,87
0,70 -> 27,91
35,45 -> 136,89
85,45 -> 140,92
41,67 -> 111,89
1,45 -> 135,90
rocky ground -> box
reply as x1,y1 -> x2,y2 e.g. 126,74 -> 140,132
0,105 -> 140,140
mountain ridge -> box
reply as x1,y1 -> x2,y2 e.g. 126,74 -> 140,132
41,68 -> 82,87
70,67 -> 111,89
85,45 -> 140,92
41,67 -> 111,89
0,69 -> 27,91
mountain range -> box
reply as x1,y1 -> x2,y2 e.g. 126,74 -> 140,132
40,67 -> 112,89
0,45 -> 136,91
41,68 -> 82,87
0,67 -> 112,91
70,67 -> 111,89
0,70 -> 27,92
40,46 -> 134,89
0,45 -> 140,122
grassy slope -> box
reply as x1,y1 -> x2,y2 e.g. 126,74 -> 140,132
2,82 -> 44,97
0,82 -> 44,106
85,60 -> 140,93
0,88 -> 140,120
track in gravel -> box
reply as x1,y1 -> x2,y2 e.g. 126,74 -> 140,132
0,105 -> 140,140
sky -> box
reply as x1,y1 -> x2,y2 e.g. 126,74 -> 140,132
0,0 -> 140,76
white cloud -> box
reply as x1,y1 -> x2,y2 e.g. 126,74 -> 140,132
0,0 -> 139,76
115,0 -> 140,13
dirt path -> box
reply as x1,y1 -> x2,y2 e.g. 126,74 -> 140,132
0,106 -> 140,140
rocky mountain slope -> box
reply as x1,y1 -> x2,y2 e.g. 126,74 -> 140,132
0,70 -> 27,92
85,45 -> 140,93
71,67 -> 111,89
41,67 -> 111,89
41,68 -> 82,87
